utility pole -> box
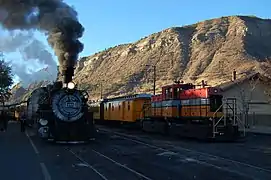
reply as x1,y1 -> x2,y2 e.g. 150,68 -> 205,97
146,64 -> 156,95
100,82 -> 103,99
153,65 -> 156,95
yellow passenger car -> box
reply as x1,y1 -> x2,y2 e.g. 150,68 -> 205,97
96,94 -> 152,123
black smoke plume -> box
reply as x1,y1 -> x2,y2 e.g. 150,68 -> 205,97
0,0 -> 84,82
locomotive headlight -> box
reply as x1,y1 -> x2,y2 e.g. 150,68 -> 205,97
67,82 -> 75,89
39,119 -> 48,126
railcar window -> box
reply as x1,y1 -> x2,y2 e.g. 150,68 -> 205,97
210,95 -> 223,112
128,102 -> 130,111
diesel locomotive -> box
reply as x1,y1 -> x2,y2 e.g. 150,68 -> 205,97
90,81 -> 240,140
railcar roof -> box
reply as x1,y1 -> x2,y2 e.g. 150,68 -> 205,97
162,83 -> 195,88
103,93 -> 152,102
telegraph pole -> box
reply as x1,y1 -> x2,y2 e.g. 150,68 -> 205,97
146,64 -> 156,95
153,65 -> 156,95
100,82 -> 103,99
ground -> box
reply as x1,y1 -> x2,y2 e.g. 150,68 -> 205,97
0,122 -> 271,180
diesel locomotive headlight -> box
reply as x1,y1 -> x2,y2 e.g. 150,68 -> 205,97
39,119 -> 48,126
67,82 -> 75,89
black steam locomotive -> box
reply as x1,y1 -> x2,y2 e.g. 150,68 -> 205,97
26,68 -> 96,143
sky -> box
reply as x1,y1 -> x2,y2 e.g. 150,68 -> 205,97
67,0 -> 271,57
1,0 -> 271,85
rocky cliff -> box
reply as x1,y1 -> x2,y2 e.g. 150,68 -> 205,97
9,15 -> 271,102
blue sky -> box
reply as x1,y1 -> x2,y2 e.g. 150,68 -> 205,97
2,0 -> 271,84
66,0 -> 270,57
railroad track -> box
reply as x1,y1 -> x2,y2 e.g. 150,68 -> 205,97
65,146 -> 153,180
98,127 -> 271,180
26,127 -> 152,180
26,125 -> 271,180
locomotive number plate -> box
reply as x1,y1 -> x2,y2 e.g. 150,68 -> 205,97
66,102 -> 76,108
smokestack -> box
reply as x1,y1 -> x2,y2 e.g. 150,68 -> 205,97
62,67 -> 74,84
232,70 -> 237,81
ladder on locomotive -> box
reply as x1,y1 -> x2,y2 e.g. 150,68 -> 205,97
212,98 -> 246,138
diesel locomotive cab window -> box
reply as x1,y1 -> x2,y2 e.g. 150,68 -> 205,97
173,88 -> 179,99
165,89 -> 169,99
165,88 -> 172,99
169,88 -> 173,99
210,95 -> 223,112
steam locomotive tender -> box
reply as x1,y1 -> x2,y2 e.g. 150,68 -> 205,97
27,67 -> 95,143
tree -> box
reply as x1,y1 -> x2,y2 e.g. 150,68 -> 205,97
0,53 -> 13,105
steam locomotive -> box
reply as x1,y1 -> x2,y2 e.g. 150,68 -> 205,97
26,68 -> 96,143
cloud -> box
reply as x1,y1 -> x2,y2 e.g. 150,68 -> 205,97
0,30 -> 57,87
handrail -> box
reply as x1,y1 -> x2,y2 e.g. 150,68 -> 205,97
0,100 -> 28,107
214,116 -> 224,127
212,98 -> 242,138
212,103 -> 224,137
212,103 -> 224,119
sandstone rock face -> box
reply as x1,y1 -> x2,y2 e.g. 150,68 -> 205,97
72,16 -> 271,99
10,16 -> 271,102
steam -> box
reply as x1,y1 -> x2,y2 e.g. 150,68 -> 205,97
11,62 -> 56,87
23,39 -> 56,66
0,0 -> 84,75
0,30 -> 57,87
0,31 -> 33,52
